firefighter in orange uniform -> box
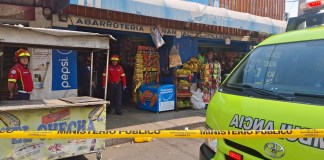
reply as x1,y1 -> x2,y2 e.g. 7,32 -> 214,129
102,55 -> 126,115
8,49 -> 34,100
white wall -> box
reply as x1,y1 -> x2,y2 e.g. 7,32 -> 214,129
29,7 -> 51,28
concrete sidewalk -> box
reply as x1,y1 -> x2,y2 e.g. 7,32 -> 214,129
104,106 -> 206,147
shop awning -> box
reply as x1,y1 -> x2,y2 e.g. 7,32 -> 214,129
0,24 -> 116,50
70,0 -> 287,34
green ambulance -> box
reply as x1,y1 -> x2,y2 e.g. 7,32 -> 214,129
200,1 -> 324,160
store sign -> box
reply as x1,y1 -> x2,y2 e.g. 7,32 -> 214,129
70,17 -> 241,40
0,106 -> 106,160
0,4 -> 35,21
72,17 -> 149,33
52,49 -> 78,91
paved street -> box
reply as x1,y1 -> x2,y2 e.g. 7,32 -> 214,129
104,107 -> 205,147
85,138 -> 204,160
60,108 -> 205,160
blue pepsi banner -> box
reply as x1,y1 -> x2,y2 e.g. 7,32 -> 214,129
52,49 -> 78,91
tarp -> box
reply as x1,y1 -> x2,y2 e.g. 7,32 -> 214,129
70,0 -> 287,34
0,24 -> 116,50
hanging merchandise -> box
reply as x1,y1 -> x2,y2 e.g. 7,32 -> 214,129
199,52 -> 222,104
169,45 -> 182,68
150,27 -> 165,49
198,54 -> 205,65
133,46 -> 160,103
133,52 -> 144,103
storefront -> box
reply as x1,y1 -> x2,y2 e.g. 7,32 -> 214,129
65,17 -> 174,105
51,12 -> 260,110
1,0 -> 287,111
75,29 -> 161,105
0,23 -> 275,113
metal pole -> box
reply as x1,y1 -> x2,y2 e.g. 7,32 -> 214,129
104,49 -> 110,101
297,0 -> 306,29
298,0 -> 306,16
90,52 -> 94,97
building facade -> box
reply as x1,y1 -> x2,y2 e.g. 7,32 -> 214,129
0,0 -> 287,100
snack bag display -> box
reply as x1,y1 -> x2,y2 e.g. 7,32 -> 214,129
132,46 -> 160,103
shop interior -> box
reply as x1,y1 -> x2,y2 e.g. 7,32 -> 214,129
173,39 -> 250,109
197,39 -> 249,80
0,47 -> 20,101
76,27 -> 160,106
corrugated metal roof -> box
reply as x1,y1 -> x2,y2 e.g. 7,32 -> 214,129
0,24 -> 116,50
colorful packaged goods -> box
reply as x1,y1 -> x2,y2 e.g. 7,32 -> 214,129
132,46 -> 160,103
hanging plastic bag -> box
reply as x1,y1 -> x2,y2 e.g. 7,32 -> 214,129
169,45 -> 182,68
150,27 -> 165,49
191,90 -> 205,110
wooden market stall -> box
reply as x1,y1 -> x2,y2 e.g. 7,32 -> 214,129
0,24 -> 115,160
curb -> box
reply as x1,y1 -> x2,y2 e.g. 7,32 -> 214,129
104,121 -> 205,147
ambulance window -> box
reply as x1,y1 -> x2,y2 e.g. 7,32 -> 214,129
227,45 -> 275,89
265,40 -> 324,95
225,40 -> 324,101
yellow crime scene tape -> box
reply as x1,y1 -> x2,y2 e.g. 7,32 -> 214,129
0,129 -> 323,139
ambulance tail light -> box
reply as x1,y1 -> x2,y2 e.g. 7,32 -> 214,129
287,0 -> 324,31
228,150 -> 243,160
308,1 -> 321,7
300,0 -> 324,14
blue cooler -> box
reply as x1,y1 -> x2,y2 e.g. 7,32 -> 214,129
138,84 -> 175,112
